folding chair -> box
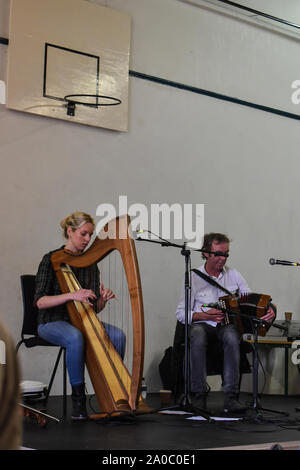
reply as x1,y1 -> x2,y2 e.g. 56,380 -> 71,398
17,275 -> 67,417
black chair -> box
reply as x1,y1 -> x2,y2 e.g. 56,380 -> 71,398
170,321 -> 251,400
17,275 -> 67,416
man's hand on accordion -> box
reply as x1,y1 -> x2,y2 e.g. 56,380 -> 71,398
261,305 -> 276,324
193,308 -> 225,323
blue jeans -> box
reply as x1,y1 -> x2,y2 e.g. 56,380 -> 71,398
38,321 -> 126,386
189,323 -> 240,394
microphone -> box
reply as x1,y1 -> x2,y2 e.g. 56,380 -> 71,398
269,258 -> 300,266
135,228 -> 171,246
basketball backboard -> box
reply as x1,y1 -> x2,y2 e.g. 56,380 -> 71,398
7,0 -> 131,131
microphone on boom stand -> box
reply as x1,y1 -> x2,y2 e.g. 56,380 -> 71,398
269,258 -> 300,266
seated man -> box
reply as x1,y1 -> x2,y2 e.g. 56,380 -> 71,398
175,232 -> 275,413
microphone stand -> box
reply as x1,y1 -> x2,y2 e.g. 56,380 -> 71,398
136,235 -> 214,422
249,318 -> 288,416
179,243 -> 214,420
219,306 -> 288,417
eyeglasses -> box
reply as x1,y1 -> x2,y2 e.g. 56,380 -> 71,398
213,251 -> 229,258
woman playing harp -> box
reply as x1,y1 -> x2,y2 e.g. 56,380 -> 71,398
34,211 -> 126,420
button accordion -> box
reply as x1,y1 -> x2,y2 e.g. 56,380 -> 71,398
219,292 -> 272,336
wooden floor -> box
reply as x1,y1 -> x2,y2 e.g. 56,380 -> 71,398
20,391 -> 300,456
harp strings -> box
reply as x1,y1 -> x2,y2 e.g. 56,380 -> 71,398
98,251 -> 132,387
60,265 -> 131,400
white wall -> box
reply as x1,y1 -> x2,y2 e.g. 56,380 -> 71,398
1,0 -> 300,395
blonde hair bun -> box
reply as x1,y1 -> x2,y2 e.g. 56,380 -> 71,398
60,211 -> 95,239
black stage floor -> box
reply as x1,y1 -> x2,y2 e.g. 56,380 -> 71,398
21,392 -> 300,454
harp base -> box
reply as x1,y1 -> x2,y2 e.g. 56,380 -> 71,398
88,397 -> 153,421
89,404 -> 152,421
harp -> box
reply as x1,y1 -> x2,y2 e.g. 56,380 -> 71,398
51,214 -> 146,418
219,292 -> 272,336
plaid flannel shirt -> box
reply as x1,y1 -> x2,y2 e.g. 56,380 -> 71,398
34,247 -> 100,325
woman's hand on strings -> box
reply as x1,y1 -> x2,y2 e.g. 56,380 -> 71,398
72,289 -> 97,306
98,283 -> 117,312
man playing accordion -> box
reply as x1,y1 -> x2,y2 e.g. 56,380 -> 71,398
175,233 -> 275,413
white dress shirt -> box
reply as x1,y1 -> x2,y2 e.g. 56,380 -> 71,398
175,264 -> 251,326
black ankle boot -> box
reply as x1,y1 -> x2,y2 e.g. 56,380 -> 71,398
224,393 -> 247,413
71,383 -> 88,420
192,393 -> 207,411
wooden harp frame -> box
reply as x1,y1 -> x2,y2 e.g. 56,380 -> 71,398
51,214 -> 145,416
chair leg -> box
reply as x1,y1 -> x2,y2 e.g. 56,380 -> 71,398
44,347 -> 64,405
15,339 -> 24,352
238,372 -> 243,397
62,349 -> 67,417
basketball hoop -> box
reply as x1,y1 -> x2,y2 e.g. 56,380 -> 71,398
63,94 -> 122,116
